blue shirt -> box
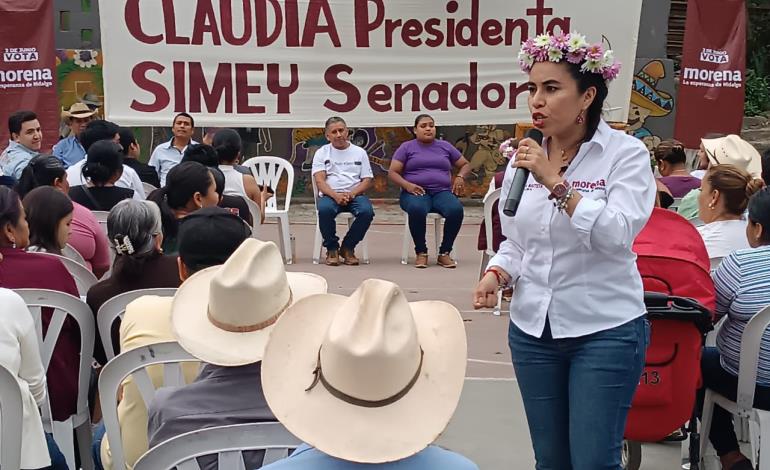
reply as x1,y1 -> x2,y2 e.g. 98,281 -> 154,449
149,138 -> 197,186
260,444 -> 479,470
0,140 -> 40,179
714,245 -> 770,385
52,136 -> 86,168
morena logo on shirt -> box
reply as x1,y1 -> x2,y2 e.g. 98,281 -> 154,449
526,179 -> 607,193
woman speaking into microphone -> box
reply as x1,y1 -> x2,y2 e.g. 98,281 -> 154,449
473,32 -> 656,469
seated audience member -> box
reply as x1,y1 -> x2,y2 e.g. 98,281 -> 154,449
149,113 -> 197,187
260,279 -> 478,470
147,161 -> 220,255
67,120 -> 146,199
0,289 -> 67,470
691,133 -> 726,180
22,186 -> 73,255
697,165 -> 764,261
182,143 -> 252,225
0,111 -> 42,179
213,129 -> 269,219
389,114 -> 471,269
678,135 -> 762,219
15,155 -> 110,277
477,171 -> 506,253
763,148 -> 770,187
0,186 -> 81,423
118,127 -> 160,188
655,139 -> 702,197
53,102 -> 96,168
85,199 -> 180,364
146,238 -> 327,470
69,140 -> 135,211
312,116 -> 375,266
699,187 -> 770,470
93,207 -> 251,470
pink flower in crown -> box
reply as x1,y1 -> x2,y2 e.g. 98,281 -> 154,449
566,49 -> 585,64
602,61 -> 622,80
550,32 -> 570,50
586,44 -> 604,61
534,47 -> 549,61
521,38 -> 536,54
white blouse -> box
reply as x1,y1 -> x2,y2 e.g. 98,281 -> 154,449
488,120 -> 656,338
0,289 -> 49,469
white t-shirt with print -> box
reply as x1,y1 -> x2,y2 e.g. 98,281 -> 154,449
311,143 -> 373,194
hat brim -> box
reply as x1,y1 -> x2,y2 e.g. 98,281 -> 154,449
63,110 -> 97,119
171,269 -> 327,366
262,293 -> 467,463
702,137 -> 763,178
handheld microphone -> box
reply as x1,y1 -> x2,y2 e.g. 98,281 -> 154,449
503,128 -> 544,217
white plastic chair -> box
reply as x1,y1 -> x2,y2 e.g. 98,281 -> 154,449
700,305 -> 770,469
709,256 -> 725,271
310,176 -> 370,264
240,195 -> 262,239
99,341 -> 198,470
478,188 -> 503,316
142,181 -> 158,196
669,197 -> 683,211
96,288 -> 178,361
242,157 -> 295,264
33,252 -> 98,297
92,210 -> 109,235
62,243 -> 87,266
401,213 -> 455,265
0,364 -> 23,470
14,289 -> 95,470
133,422 -> 301,470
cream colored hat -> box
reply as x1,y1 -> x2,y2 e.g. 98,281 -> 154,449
62,102 -> 97,119
702,134 -> 762,178
171,238 -> 327,366
262,279 -> 467,463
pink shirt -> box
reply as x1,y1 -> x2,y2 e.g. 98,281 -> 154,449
69,202 -> 110,273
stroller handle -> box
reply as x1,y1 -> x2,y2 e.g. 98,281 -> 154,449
644,292 -> 714,334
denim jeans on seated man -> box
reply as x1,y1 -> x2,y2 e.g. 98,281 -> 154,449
399,190 -> 464,254
317,195 -> 374,252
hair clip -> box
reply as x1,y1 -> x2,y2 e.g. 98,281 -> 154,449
113,235 -> 135,255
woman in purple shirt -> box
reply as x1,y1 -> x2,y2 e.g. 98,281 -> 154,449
655,139 -> 701,197
389,114 -> 471,268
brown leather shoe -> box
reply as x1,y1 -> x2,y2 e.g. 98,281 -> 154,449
325,249 -> 340,266
415,253 -> 429,268
437,253 -> 457,268
339,247 -> 360,266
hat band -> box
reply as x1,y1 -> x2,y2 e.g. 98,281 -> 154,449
305,347 -> 424,408
206,290 -> 292,333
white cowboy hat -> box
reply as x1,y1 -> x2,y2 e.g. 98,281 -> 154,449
262,278 -> 467,463
62,102 -> 97,119
171,238 -> 327,366
702,134 -> 762,178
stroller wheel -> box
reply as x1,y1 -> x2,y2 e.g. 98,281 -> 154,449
622,440 -> 642,470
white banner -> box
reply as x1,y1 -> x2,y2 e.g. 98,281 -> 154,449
100,0 -> 643,127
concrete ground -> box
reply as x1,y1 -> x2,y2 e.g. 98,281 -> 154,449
255,203 -> 688,469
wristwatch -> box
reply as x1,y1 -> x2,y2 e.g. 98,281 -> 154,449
548,180 -> 570,200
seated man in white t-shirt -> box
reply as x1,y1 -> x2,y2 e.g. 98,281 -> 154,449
311,117 -> 374,266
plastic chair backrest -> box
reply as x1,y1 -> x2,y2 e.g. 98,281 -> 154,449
669,197 -> 683,210
241,157 -> 295,212
13,289 -> 95,428
99,341 -> 198,470
133,422 -> 301,470
709,256 -> 724,271
142,182 -> 158,196
32,252 -> 98,297
311,174 -> 320,205
483,188 -> 502,256
0,364 -> 23,470
96,288 -> 178,360
736,305 -> 770,413
92,210 -> 110,235
62,244 -> 87,266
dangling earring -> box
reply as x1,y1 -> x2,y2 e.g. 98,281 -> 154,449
10,239 -> 16,249
576,111 -> 585,125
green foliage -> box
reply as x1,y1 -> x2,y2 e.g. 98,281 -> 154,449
746,3 -> 769,116
745,69 -> 770,117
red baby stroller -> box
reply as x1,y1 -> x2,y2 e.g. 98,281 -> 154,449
623,208 -> 716,469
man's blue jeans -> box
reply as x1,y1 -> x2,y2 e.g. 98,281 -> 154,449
508,316 -> 649,470
317,195 -> 374,251
399,190 -> 464,254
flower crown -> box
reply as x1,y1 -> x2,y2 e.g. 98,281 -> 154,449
518,32 -> 621,82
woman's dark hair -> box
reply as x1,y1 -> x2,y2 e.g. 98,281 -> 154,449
15,155 -> 66,198
748,187 -> 770,244
0,186 -> 23,233
209,166 -> 225,197
212,129 -> 242,164
182,144 -> 219,167
79,120 -> 120,151
82,140 -> 124,186
762,148 -> 770,187
22,186 -> 73,254
108,199 -> 163,281
117,127 -> 137,156
563,61 -> 609,142
707,165 -> 766,216
654,139 -> 687,166
413,114 -> 434,128
148,161 -> 214,240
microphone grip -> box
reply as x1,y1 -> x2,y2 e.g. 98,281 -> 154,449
502,168 -> 530,217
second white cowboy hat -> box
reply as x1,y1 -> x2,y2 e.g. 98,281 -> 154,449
702,134 -> 762,178
262,278 -> 467,463
171,238 -> 327,366
62,102 -> 97,119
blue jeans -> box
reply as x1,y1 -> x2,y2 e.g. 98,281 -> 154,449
699,347 -> 770,456
43,433 -> 68,470
399,190 -> 464,254
317,195 -> 374,251
508,316 -> 649,470
91,422 -> 106,470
